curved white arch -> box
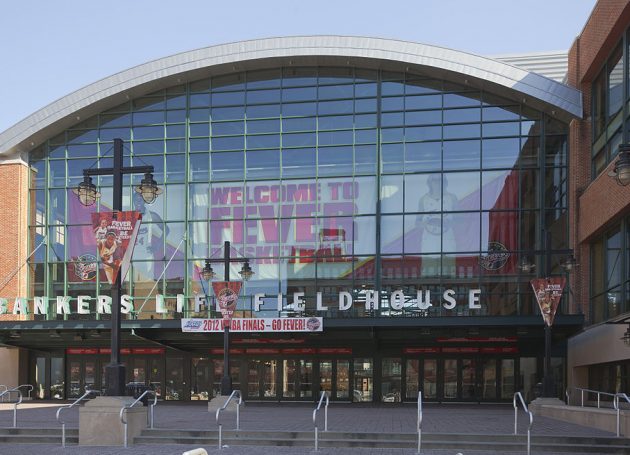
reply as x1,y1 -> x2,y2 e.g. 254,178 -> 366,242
0,36 -> 581,159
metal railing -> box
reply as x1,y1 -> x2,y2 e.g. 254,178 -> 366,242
417,391 -> 423,454
56,388 -> 99,447
566,387 -> 617,408
215,390 -> 242,450
120,389 -> 157,448
615,393 -> 630,437
15,384 -> 33,399
513,392 -> 533,455
0,387 -> 23,428
313,390 -> 329,451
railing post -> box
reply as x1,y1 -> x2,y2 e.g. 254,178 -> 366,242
324,402 -> 328,432
218,423 -> 223,449
598,393 -> 601,408
236,400 -> 240,431
62,423 -> 66,448
527,428 -> 531,455
315,425 -> 318,451
123,414 -> 128,448
581,389 -> 584,407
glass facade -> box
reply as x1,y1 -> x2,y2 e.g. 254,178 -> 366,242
26,66 -> 570,320
592,27 -> 630,176
590,217 -> 630,324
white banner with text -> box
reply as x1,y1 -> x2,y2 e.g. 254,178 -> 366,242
181,317 -> 323,333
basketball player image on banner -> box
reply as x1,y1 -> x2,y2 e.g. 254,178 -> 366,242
531,277 -> 566,327
91,211 -> 142,285
98,231 -> 122,284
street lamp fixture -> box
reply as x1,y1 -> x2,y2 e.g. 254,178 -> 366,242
135,172 -> 163,204
239,261 -> 254,281
72,175 -> 101,207
72,138 -> 161,397
201,259 -> 216,281
518,257 -> 536,273
561,255 -> 578,272
608,143 -> 630,186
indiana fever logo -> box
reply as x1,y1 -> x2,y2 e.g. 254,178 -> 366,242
479,242 -> 510,271
72,254 -> 98,281
217,287 -> 238,315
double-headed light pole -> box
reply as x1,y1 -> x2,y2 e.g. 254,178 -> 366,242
73,138 -> 162,396
202,240 -> 254,396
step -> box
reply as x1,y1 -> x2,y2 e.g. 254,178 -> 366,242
0,427 -> 77,436
0,434 -> 78,444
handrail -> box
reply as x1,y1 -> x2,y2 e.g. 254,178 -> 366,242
417,391 -> 423,454
0,387 -> 23,428
313,390 -> 329,451
215,390 -> 243,450
15,384 -> 33,399
56,389 -> 99,447
513,392 -> 533,455
615,393 -> 630,437
120,389 -> 157,448
566,386 -> 617,408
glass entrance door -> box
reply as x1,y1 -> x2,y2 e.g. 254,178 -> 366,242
246,359 -> 277,400
67,358 -> 97,398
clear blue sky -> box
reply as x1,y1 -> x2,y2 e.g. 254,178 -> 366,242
0,0 -> 596,133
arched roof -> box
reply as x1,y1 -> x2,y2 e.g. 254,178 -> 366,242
0,36 -> 582,160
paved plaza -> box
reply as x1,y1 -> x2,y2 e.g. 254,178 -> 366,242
0,401 -> 619,454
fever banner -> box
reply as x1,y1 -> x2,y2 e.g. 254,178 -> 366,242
530,277 -> 566,327
212,281 -> 243,320
91,211 -> 142,284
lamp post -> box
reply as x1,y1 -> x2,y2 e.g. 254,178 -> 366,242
202,240 -> 254,396
73,138 -> 161,396
518,230 -> 577,399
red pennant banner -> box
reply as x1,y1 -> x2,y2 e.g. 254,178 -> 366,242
530,277 -> 566,327
91,211 -> 142,284
212,281 -> 243,320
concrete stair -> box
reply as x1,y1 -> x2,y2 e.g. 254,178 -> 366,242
0,427 -> 77,444
134,428 -> 630,453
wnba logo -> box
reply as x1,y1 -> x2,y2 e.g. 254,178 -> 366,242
73,254 -> 98,281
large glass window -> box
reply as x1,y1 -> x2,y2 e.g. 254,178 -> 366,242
27,67 -> 568,321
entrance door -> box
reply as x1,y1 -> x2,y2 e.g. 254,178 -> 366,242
246,359 -> 277,400
67,358 -> 97,398
441,358 -> 479,401
319,360 -> 333,396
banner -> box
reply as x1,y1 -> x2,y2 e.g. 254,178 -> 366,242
531,277 -> 566,327
212,281 -> 242,320
181,317 -> 323,333
91,211 -> 142,284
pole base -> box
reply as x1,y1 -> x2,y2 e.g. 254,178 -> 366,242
105,363 -> 127,397
220,376 -> 233,396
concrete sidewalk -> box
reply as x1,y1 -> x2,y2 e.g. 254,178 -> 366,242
0,401 -> 618,454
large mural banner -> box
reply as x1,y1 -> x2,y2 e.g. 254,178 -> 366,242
530,277 -> 566,327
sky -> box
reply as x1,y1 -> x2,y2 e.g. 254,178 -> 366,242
0,0 -> 596,133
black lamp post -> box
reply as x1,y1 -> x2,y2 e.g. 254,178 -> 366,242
518,230 -> 577,399
202,240 -> 254,396
72,138 -> 161,396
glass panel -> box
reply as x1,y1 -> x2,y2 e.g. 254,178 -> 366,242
51,357 -> 64,399
482,359 -> 497,400
263,360 -> 277,398
353,358 -> 373,402
319,360 -> 333,393
423,359 -> 437,399
191,358 -> 212,400
69,361 -> 81,398
35,357 -> 46,399
443,359 -> 457,399
608,45 -> 623,118
283,359 -> 296,398
337,360 -> 349,399
462,359 -> 476,399
381,358 -> 402,402
248,360 -> 260,398
500,359 -> 515,399
300,360 -> 313,398
165,357 -> 183,400
85,362 -> 96,391
519,357 -> 538,402
405,359 -> 419,400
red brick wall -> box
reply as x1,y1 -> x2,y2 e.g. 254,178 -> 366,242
568,0 -> 630,319
0,162 -> 30,320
